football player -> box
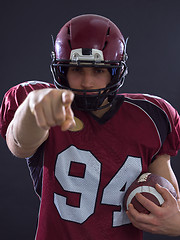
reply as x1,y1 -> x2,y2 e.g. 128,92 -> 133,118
0,14 -> 180,240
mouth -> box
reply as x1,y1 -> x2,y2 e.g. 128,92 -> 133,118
73,89 -> 101,96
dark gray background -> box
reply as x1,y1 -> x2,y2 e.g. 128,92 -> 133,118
0,0 -> 180,239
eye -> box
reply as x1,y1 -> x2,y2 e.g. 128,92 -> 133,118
70,67 -> 82,72
94,68 -> 105,74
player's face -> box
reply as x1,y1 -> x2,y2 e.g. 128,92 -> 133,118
67,67 -> 111,93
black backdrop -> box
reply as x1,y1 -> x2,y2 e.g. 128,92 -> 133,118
0,0 -> 180,239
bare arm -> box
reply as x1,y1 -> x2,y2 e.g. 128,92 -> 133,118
6,88 -> 75,158
148,154 -> 180,199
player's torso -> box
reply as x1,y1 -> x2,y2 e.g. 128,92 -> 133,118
36,97 -> 164,240
0,81 -> 178,239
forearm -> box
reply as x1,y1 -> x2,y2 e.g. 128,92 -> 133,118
6,97 -> 49,158
148,154 -> 180,199
6,88 -> 75,158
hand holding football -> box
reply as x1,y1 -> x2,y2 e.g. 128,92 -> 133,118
124,173 -> 177,214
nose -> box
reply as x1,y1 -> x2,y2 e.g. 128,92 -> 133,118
81,70 -> 94,89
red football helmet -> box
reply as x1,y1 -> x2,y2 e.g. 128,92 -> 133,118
51,14 -> 128,111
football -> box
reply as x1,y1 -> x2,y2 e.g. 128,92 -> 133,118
124,172 -> 177,214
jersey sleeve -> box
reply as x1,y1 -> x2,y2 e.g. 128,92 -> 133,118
122,93 -> 180,157
0,81 -> 54,139
157,99 -> 180,156
143,94 -> 180,157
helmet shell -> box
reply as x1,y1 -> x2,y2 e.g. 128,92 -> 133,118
55,14 -> 125,62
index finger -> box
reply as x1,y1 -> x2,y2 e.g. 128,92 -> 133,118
155,184 -> 177,203
135,193 -> 161,215
61,90 -> 74,107
61,105 -> 76,131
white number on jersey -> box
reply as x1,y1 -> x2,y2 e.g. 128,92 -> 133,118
54,146 -> 101,223
54,146 -> 142,226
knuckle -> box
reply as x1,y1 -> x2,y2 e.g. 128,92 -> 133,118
31,104 -> 41,116
37,122 -> 48,130
155,208 -> 167,219
156,211 -> 164,218
55,115 -> 65,125
46,120 -> 56,127
47,89 -> 57,97
42,94 -> 52,104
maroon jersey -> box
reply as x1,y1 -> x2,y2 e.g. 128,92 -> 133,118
0,81 -> 180,240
